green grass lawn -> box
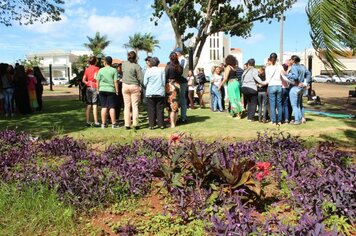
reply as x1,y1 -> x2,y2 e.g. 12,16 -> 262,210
0,99 -> 355,149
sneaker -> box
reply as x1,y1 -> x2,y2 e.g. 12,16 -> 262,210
101,123 -> 107,129
125,126 -> 131,130
149,126 -> 154,130
133,126 -> 140,130
160,126 -> 165,129
112,123 -> 120,129
85,123 -> 91,127
277,122 -> 282,126
93,122 -> 101,128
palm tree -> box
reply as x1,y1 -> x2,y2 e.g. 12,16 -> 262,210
142,33 -> 160,56
124,33 -> 160,56
84,32 -> 111,56
307,0 -> 356,74
123,33 -> 146,55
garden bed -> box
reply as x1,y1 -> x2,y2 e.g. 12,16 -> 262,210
0,129 -> 355,235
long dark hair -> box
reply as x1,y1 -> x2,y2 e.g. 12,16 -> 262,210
169,52 -> 182,73
33,66 -> 45,83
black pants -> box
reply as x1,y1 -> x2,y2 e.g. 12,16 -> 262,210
147,96 -> 165,127
36,87 -> 43,111
241,87 -> 258,120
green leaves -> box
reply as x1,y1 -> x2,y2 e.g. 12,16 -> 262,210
307,0 -> 356,75
0,0 -> 64,26
123,33 -> 160,56
83,32 -> 111,57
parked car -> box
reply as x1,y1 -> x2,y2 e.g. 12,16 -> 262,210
332,75 -> 355,83
52,77 -> 69,85
312,75 -> 334,83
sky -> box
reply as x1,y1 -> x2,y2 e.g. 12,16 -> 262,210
0,0 -> 311,66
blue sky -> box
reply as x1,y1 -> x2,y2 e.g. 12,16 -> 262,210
0,0 -> 311,66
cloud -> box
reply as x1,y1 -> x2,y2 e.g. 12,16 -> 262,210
87,15 -> 137,36
24,14 -> 69,35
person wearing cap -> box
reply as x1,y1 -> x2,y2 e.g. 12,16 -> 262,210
82,56 -> 100,127
96,56 -> 119,128
143,57 -> 165,129
122,51 -> 143,130
264,53 -> 284,125
174,47 -> 188,123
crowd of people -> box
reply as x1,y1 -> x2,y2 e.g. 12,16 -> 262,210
0,63 -> 45,117
82,49 -> 311,129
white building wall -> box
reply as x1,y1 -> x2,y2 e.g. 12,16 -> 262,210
195,32 -> 231,79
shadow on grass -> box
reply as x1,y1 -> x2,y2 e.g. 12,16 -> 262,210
318,117 -> 356,150
0,100 -> 86,139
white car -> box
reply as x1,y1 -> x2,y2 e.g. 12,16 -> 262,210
332,75 -> 355,83
52,77 -> 69,85
312,75 -> 334,83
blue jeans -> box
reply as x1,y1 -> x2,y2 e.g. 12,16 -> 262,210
268,86 -> 282,123
289,86 -> 303,123
211,85 -> 223,111
282,88 -> 290,122
3,88 -> 14,115
179,82 -> 188,121
258,92 -> 268,121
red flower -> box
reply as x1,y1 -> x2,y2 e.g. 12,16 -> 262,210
169,133 -> 181,145
255,162 -> 271,181
256,172 -> 264,181
256,162 -> 271,171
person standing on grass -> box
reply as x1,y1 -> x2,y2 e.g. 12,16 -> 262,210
13,65 -> 31,115
174,48 -> 188,123
195,68 -> 207,109
187,70 -> 195,109
264,53 -> 284,125
122,51 -> 143,130
283,55 -> 311,125
241,58 -> 266,121
33,66 -> 45,112
144,57 -> 165,130
1,64 -> 15,117
211,66 -> 224,112
257,66 -> 269,123
165,52 -> 183,128
82,56 -> 100,127
26,68 -> 39,112
96,56 -> 119,129
219,55 -> 244,119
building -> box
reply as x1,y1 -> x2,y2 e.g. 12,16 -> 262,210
26,50 -> 81,81
194,32 -> 243,78
281,49 -> 356,76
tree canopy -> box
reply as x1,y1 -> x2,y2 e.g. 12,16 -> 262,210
307,0 -> 356,74
124,33 -> 160,56
151,0 -> 296,68
84,32 -> 111,57
0,0 -> 64,26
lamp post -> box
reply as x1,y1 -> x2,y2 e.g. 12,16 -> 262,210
307,49 -> 314,100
